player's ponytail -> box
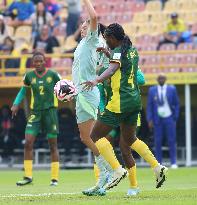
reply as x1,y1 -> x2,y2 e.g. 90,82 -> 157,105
98,23 -> 106,37
121,35 -> 132,58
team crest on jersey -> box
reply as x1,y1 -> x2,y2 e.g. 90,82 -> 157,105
53,125 -> 57,130
130,51 -> 136,59
47,77 -> 52,83
31,78 -> 36,84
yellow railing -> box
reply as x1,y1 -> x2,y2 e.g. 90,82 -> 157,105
0,50 -> 197,76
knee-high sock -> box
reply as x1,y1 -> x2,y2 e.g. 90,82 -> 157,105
24,160 -> 33,178
131,139 -> 159,169
93,163 -> 99,182
51,162 -> 59,181
95,137 -> 120,170
127,165 -> 138,188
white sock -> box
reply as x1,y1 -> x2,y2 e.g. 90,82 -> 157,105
95,155 -> 113,173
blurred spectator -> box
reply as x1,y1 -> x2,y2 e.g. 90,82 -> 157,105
31,0 -> 42,4
43,0 -> 60,16
0,0 -> 6,12
31,2 -> 53,38
33,24 -> 59,53
0,15 -> 8,44
18,44 -> 31,75
0,36 -> 20,76
157,13 -> 188,50
7,0 -> 35,27
0,105 -> 16,165
66,0 -> 81,36
146,73 -> 180,169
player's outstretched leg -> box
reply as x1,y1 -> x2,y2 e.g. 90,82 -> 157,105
131,138 -> 168,188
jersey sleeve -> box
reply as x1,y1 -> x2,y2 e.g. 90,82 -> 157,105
53,71 -> 62,83
110,47 -> 122,67
85,27 -> 99,47
137,69 -> 145,86
23,73 -> 31,86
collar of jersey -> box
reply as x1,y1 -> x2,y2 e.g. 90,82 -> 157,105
34,69 -> 48,78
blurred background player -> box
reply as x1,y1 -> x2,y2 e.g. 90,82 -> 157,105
83,23 -> 168,195
11,52 -> 61,186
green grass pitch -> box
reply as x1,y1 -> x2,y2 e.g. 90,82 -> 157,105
0,167 -> 197,205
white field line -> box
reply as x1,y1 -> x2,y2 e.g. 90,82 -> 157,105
0,192 -> 81,199
0,187 -> 197,199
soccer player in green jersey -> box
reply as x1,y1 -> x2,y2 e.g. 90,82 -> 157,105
95,33 -> 145,196
95,66 -> 144,196
11,52 -> 61,186
83,23 -> 168,194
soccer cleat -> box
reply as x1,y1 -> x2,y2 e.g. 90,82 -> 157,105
171,164 -> 178,169
50,179 -> 58,186
104,166 -> 128,190
154,165 -> 168,188
82,186 -> 106,196
16,177 -> 33,186
127,187 -> 140,196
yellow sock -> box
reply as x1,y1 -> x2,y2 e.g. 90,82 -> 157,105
131,139 -> 159,169
93,163 -> 100,182
24,160 -> 33,178
51,162 -> 59,181
95,137 -> 120,170
127,165 -> 138,188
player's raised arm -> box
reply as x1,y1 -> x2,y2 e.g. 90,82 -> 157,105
83,0 -> 97,32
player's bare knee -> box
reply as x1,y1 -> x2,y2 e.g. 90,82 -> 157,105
80,135 -> 89,145
24,141 -> 34,151
49,142 -> 57,153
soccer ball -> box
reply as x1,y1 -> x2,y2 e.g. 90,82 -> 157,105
54,79 -> 77,102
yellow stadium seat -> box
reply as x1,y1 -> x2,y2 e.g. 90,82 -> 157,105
14,26 -> 32,42
138,24 -> 153,35
152,23 -> 165,35
132,13 -> 150,23
145,0 -> 162,12
164,1 -> 179,12
151,12 -> 168,24
184,12 -> 197,24
123,23 -> 139,36
64,35 -> 77,51
7,26 -> 14,36
56,36 -> 65,46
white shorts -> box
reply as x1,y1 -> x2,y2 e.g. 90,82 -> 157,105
75,87 -> 100,124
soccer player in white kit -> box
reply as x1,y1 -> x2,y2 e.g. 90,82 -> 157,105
72,0 -> 127,196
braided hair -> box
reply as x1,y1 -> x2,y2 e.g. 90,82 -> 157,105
32,51 -> 45,59
104,23 -> 132,58
98,23 -> 106,37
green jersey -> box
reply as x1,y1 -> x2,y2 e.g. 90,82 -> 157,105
23,69 -> 61,110
106,46 -> 142,113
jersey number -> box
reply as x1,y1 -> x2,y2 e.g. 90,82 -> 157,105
39,86 -> 44,95
29,115 -> 35,123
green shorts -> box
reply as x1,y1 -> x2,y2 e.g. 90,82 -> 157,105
25,107 -> 59,138
99,109 -> 140,128
108,128 -> 120,138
